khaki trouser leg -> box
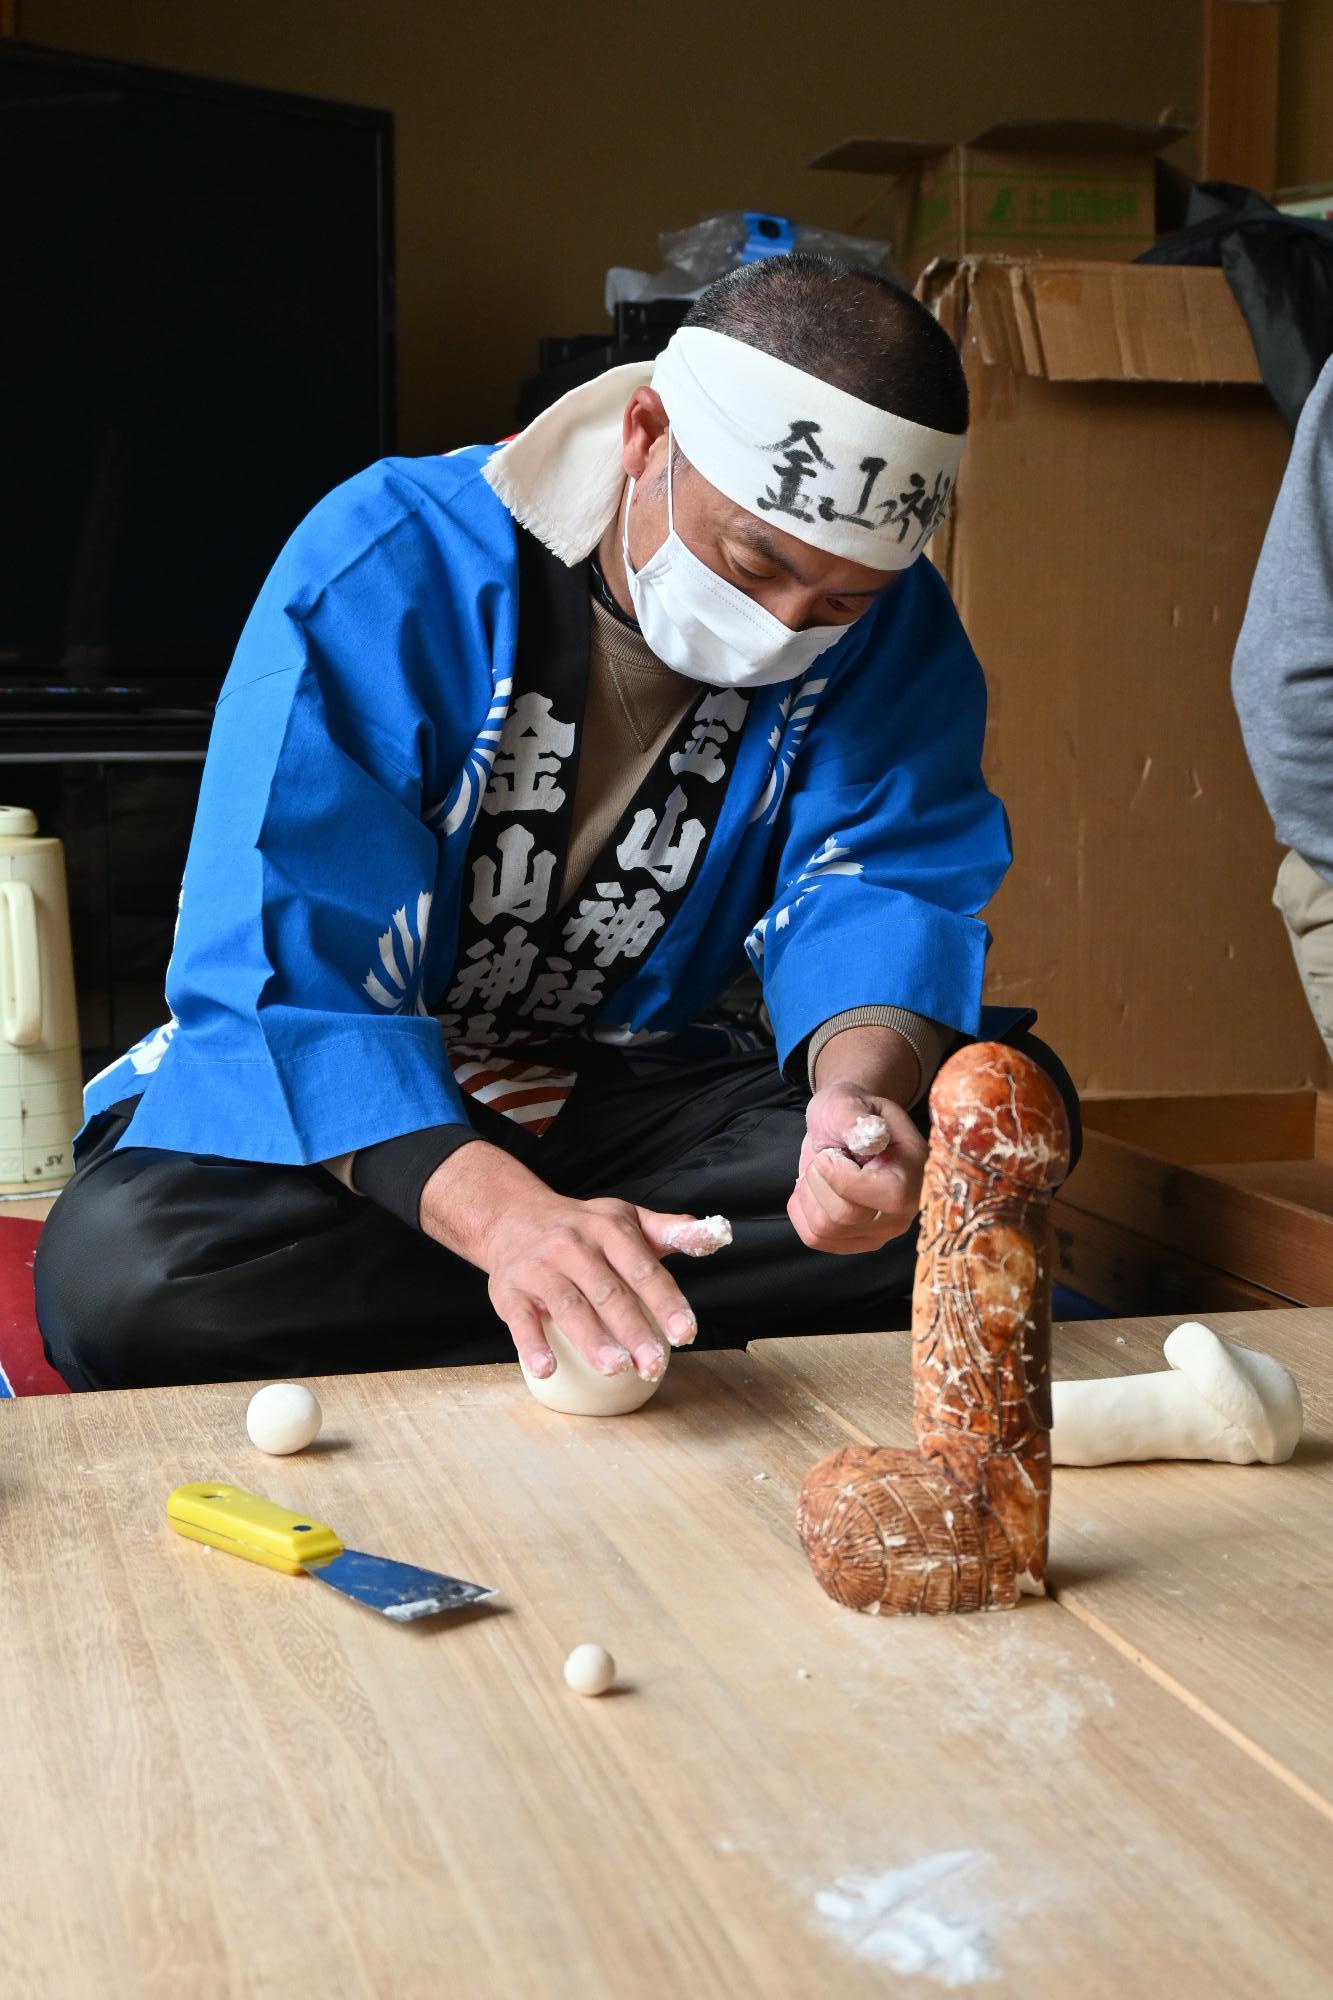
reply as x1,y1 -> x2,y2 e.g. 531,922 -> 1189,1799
1274,848 -> 1333,1061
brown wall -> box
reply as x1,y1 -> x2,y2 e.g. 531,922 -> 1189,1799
1278,0 -> 1333,188
23,0 -> 1201,450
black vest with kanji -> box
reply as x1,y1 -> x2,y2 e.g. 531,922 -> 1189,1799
437,526 -> 750,1052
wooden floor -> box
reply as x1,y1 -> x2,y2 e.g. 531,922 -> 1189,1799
1,1302 -> 1330,1996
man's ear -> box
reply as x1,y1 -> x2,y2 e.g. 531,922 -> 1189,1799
621,387 -> 669,478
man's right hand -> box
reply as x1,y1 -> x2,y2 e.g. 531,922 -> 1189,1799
419,1141 -> 705,1384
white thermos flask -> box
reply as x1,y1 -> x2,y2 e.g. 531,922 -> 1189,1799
0,805 -> 83,1193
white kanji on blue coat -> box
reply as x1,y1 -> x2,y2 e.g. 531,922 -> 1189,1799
363,891 -> 433,1014
668,690 -> 748,784
562,881 -> 665,967
470,823 -> 557,924
434,1008 -> 499,1044
518,957 -> 606,1027
614,785 -> 707,892
446,926 -> 540,1012
482,692 -> 575,815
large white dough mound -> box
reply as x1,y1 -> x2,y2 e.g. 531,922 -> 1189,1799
520,1313 -> 669,1417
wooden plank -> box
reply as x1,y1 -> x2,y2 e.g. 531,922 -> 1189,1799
4,1356 -> 1333,1995
1064,1129 -> 1333,1303
1079,1090 -> 1315,1165
1051,1198 -> 1289,1316
750,1311 -> 1333,1481
1201,0 -> 1282,196
750,1306 -> 1333,1816
1315,1091 -> 1333,1162
1210,1158 -> 1333,1219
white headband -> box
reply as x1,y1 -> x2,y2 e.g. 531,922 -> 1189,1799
651,327 -> 964,572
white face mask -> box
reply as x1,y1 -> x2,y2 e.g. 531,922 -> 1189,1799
620,433 -> 851,689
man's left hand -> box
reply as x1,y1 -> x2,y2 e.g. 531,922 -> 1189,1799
788,1083 -> 926,1255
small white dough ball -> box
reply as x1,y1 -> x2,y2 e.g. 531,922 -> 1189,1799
246,1381 -> 322,1456
563,1643 -> 617,1697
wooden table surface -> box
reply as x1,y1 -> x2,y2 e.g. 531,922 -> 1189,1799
753,1307 -> 1333,1818
2,1309 -> 1331,1998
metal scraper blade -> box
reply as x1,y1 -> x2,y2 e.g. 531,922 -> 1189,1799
303,1547 -> 494,1622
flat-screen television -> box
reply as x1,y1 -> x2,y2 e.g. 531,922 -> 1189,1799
0,42 -> 394,711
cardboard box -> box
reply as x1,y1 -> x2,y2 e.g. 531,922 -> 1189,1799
812,121 -> 1187,284
921,257 -> 1329,1100
1052,1090 -> 1333,1311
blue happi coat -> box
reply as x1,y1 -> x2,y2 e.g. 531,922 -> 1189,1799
84,448 -> 1018,1162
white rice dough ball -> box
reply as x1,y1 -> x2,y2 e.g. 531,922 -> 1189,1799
246,1381 -> 323,1456
563,1643 -> 617,1697
521,1313 -> 669,1416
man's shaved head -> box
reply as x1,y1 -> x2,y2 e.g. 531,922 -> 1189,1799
681,252 -> 968,437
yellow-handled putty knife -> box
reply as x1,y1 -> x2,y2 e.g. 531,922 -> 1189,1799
167,1483 -> 494,1623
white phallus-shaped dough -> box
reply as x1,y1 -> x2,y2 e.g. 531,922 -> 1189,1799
1051,1322 -> 1304,1466
246,1381 -> 323,1455
1165,1321 -> 1305,1462
520,1312 -> 669,1416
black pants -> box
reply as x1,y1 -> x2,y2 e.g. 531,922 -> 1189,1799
35,1034 -> 1080,1392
